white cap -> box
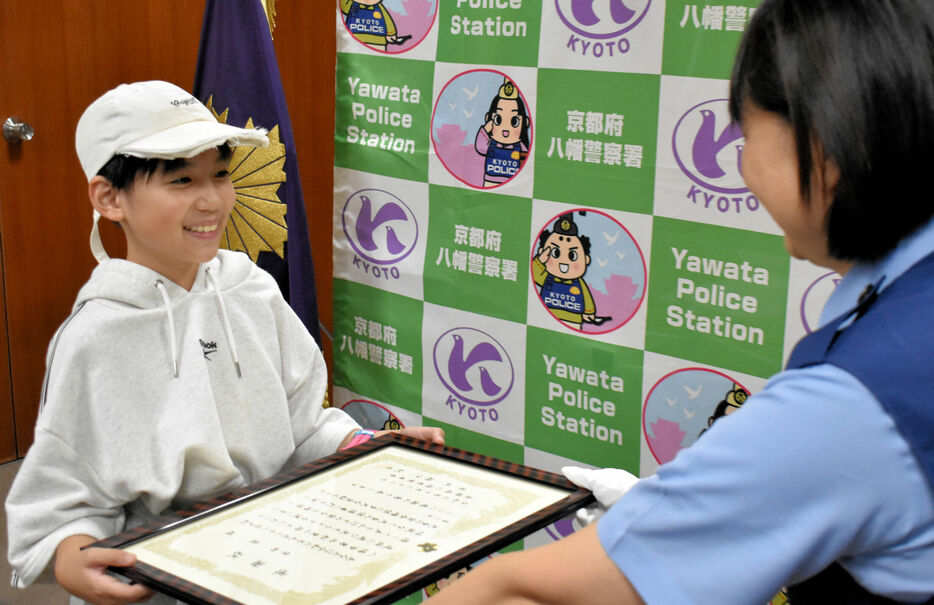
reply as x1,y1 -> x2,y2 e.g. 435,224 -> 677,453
75,80 -> 269,262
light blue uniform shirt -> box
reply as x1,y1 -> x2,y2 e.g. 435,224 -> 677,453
598,219 -> 934,604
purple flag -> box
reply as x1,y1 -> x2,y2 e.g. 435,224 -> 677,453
193,0 -> 320,343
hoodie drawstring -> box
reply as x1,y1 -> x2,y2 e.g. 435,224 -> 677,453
154,280 -> 179,378
154,271 -> 242,379
205,268 -> 242,378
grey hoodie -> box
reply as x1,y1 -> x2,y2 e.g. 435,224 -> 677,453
5,249 -> 359,594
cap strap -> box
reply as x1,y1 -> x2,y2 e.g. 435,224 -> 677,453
90,210 -> 110,263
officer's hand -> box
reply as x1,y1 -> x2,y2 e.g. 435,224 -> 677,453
562,466 -> 640,525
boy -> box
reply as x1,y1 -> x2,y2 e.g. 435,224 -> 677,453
5,80 -> 442,604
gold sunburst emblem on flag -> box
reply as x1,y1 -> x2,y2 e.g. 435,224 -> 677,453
206,96 -> 288,262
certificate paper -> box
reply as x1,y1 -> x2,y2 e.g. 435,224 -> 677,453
94,435 -> 592,604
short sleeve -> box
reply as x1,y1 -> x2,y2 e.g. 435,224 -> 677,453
597,364 -> 934,604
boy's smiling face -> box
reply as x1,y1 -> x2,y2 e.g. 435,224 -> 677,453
116,148 -> 234,289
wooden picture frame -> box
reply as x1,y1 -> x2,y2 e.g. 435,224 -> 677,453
91,433 -> 594,604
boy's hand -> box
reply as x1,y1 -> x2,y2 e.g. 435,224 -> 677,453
54,534 -> 154,605
339,426 -> 446,450
383,425 -> 445,445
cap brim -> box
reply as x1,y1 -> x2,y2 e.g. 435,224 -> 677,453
117,120 -> 269,160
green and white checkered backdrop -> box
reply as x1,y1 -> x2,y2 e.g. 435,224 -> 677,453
331,3 -> 821,599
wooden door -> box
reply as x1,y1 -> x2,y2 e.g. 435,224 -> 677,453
0,236 -> 12,461
0,1 -> 206,461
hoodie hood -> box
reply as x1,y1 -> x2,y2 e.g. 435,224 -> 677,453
72,250 -> 254,378
74,250 -> 254,310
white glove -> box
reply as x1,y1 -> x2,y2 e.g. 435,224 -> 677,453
562,466 -> 640,526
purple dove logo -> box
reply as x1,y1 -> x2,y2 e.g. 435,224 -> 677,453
342,188 -> 418,266
673,99 -> 747,195
434,327 -> 514,406
544,517 -> 579,541
555,0 -> 651,38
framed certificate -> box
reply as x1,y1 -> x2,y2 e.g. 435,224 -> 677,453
91,433 -> 594,604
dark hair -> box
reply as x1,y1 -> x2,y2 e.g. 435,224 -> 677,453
537,213 -> 591,255
96,143 -> 233,190
486,93 -> 531,149
729,0 -> 934,261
